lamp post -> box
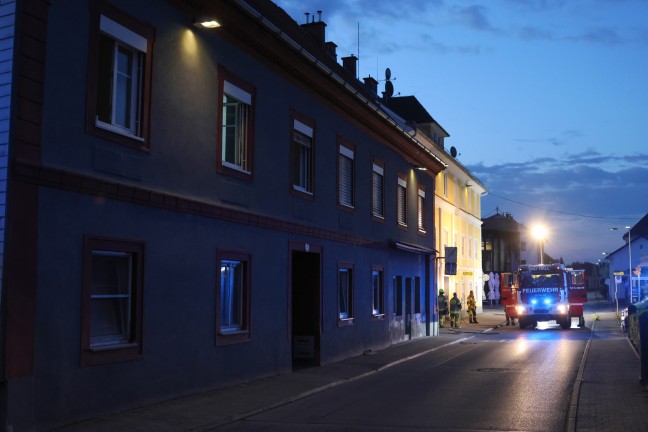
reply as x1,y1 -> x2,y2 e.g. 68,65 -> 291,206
532,225 -> 548,264
610,226 -> 632,302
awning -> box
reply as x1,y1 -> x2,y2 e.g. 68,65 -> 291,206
391,241 -> 437,255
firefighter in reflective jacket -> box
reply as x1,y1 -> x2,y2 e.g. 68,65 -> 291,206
437,289 -> 448,328
450,292 -> 462,328
467,290 -> 478,324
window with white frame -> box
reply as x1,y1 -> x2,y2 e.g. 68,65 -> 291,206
90,250 -> 134,347
222,81 -> 252,172
96,17 -> 145,137
443,172 -> 448,197
81,236 -> 144,366
217,251 -> 251,345
372,162 -> 384,219
338,144 -> 354,208
220,260 -> 245,332
417,186 -> 426,232
397,176 -> 407,226
372,266 -> 384,317
87,2 -> 154,148
292,119 -> 314,194
338,264 -> 353,322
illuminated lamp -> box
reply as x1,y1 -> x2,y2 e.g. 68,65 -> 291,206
193,16 -> 221,29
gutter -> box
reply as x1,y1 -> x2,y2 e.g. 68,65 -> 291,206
232,0 -> 447,170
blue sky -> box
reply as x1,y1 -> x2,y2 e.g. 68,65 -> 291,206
274,0 -> 648,264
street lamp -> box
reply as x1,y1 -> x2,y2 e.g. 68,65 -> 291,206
532,225 -> 548,264
610,226 -> 632,302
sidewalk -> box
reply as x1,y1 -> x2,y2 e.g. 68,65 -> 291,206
53,309 -> 506,432
53,298 -> 648,432
570,294 -> 648,432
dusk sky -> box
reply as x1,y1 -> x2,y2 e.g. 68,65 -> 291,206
274,0 -> 648,264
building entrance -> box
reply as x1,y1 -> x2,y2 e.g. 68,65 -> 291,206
290,246 -> 321,369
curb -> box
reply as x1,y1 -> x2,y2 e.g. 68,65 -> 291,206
193,333 -> 489,431
565,318 -> 595,432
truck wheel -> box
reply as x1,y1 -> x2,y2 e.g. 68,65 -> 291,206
560,317 -> 571,329
518,318 -> 527,329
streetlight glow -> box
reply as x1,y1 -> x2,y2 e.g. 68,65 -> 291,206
532,224 -> 548,264
532,225 -> 547,240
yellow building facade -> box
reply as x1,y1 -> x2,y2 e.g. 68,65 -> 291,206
381,95 -> 488,318
435,165 -> 487,312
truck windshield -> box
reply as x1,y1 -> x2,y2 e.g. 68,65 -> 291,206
521,272 -> 561,288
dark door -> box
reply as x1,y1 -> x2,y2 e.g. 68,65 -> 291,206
291,250 -> 321,369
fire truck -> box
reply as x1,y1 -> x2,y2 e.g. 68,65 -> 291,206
500,264 -> 587,329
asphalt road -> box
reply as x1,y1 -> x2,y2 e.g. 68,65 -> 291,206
214,323 -> 591,431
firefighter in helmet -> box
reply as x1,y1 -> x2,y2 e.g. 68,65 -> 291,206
467,290 -> 478,324
437,289 -> 448,328
450,292 -> 462,328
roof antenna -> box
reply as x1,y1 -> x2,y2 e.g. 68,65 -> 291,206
357,22 -> 360,78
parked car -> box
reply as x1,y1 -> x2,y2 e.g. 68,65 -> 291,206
621,297 -> 648,331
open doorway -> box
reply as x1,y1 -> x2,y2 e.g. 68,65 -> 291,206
290,244 -> 321,369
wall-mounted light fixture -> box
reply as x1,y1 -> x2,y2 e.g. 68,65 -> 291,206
193,16 -> 221,29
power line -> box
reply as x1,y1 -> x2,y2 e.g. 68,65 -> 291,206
486,192 -> 637,220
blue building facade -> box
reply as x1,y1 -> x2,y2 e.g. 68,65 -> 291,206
1,0 -> 446,429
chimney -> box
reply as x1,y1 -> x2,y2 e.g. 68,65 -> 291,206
363,76 -> 378,95
341,55 -> 358,78
301,11 -> 326,45
325,41 -> 337,60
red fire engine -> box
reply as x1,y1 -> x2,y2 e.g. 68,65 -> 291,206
500,264 -> 587,329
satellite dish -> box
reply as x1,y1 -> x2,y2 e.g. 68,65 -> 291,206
385,68 -> 391,80
384,80 -> 394,98
450,146 -> 457,158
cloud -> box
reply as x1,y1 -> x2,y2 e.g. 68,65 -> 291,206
512,129 -> 583,150
280,0 -> 441,22
418,33 -> 485,55
468,152 -> 648,216
470,152 -> 647,262
450,4 -> 499,33
571,28 -> 624,45
518,26 -> 555,41
504,0 -> 569,11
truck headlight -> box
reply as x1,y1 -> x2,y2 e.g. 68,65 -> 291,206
516,305 -> 526,314
557,304 -> 567,314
